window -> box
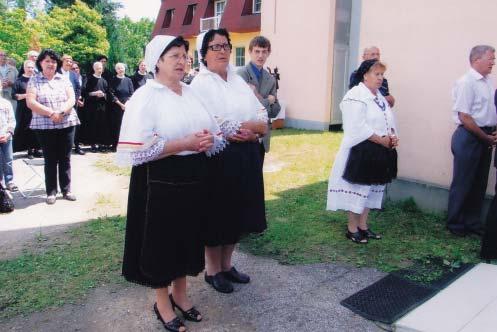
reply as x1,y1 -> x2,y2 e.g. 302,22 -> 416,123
162,9 -> 175,28
183,4 -> 197,25
253,0 -> 262,13
194,50 -> 199,68
235,47 -> 245,67
215,0 -> 226,17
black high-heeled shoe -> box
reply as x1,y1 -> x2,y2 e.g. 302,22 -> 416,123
169,294 -> 202,322
358,227 -> 382,240
153,303 -> 186,332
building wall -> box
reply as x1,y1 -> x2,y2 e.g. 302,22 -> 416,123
261,0 -> 337,129
185,32 -> 260,67
358,0 -> 497,195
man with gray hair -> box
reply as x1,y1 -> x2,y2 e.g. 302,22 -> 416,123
447,45 -> 497,237
349,46 -> 395,107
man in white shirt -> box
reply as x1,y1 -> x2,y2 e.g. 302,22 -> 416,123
448,45 -> 497,237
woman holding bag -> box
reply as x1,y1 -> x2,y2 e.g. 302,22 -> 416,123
326,59 -> 398,244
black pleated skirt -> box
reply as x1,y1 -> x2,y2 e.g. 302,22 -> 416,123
122,154 -> 208,288
204,141 -> 267,246
343,140 -> 398,185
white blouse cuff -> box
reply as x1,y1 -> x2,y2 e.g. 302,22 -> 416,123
256,108 -> 269,123
129,139 -> 166,166
219,119 -> 242,137
206,134 -> 227,157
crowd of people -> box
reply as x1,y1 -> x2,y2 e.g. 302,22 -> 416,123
2,27 -> 496,332
0,47 -> 204,203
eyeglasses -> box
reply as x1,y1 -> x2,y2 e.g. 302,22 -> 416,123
207,43 -> 232,52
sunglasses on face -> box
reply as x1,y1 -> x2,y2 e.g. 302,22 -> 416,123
207,43 -> 232,52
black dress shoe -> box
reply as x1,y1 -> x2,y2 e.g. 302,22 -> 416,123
448,228 -> 467,237
74,148 -> 86,155
358,227 -> 382,240
204,272 -> 233,293
467,228 -> 484,237
222,267 -> 250,284
153,303 -> 186,332
169,294 -> 202,322
90,145 -> 98,153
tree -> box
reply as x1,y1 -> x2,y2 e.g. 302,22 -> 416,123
108,17 -> 154,74
0,8 -> 37,63
37,0 -> 109,70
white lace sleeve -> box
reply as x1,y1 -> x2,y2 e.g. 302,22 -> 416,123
129,139 -> 166,166
256,108 -> 269,123
206,133 -> 227,157
218,119 -> 241,137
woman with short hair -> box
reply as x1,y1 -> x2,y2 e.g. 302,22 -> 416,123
131,59 -> 153,91
108,63 -> 134,151
26,49 -> 80,204
327,59 -> 398,243
191,28 -> 268,294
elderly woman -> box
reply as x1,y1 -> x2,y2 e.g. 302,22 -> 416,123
13,60 -> 41,159
26,49 -> 80,205
82,61 -> 110,152
327,59 -> 398,244
191,29 -> 268,294
118,35 -> 225,332
131,59 -> 153,91
108,63 -> 134,152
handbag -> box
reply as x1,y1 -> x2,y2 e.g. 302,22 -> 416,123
343,139 -> 398,185
0,183 -> 14,213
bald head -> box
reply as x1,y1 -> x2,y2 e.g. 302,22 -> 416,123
363,46 -> 381,61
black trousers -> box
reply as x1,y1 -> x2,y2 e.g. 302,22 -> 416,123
447,126 -> 492,232
35,126 -> 75,196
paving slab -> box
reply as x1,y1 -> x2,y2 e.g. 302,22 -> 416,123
395,263 -> 497,332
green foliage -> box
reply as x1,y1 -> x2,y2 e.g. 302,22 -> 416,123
108,17 -> 154,74
0,8 -> 37,63
36,0 -> 109,68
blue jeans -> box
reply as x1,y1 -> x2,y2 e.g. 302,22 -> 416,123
0,138 -> 14,185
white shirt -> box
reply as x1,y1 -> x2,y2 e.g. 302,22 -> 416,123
340,82 -> 397,149
190,65 -> 264,123
452,68 -> 497,127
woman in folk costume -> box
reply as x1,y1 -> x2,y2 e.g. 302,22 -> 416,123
117,35 -> 225,332
327,59 -> 399,244
191,29 -> 268,294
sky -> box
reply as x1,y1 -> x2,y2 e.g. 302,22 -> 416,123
118,0 -> 161,22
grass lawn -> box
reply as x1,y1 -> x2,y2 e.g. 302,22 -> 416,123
0,128 -> 482,319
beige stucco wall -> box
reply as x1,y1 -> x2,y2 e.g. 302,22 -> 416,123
261,0 -> 336,128
358,0 -> 497,193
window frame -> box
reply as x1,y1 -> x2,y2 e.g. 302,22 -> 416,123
235,47 -> 246,67
253,0 -> 262,14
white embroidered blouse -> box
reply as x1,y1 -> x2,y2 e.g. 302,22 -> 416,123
116,79 -> 225,166
190,64 -> 267,136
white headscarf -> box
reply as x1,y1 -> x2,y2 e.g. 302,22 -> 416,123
144,35 -> 176,74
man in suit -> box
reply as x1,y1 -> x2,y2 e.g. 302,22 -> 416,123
237,36 -> 281,164
61,54 -> 84,154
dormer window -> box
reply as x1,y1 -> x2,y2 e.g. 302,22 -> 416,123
162,9 -> 175,28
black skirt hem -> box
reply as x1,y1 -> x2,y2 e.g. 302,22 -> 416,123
122,269 -> 203,289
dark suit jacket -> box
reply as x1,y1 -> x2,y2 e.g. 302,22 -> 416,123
62,70 -> 82,102
237,63 -> 281,152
